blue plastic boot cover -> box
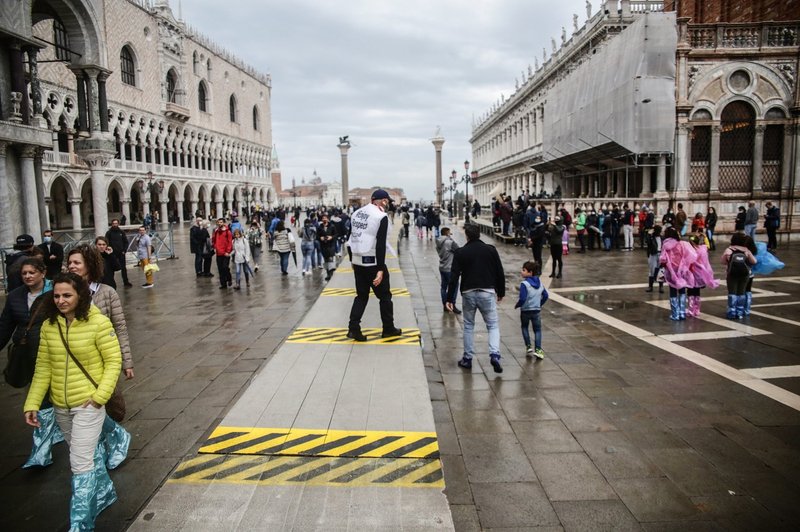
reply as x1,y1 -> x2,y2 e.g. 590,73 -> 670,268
736,295 -> 747,318
745,292 -> 752,316
69,471 -> 98,532
23,407 -> 64,468
726,294 -> 737,319
101,415 -> 130,470
669,297 -> 680,320
93,442 -> 118,515
678,293 -> 687,320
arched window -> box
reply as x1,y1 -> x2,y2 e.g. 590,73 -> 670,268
252,105 -> 259,130
192,51 -> 199,75
53,18 -> 70,62
120,46 -> 136,86
719,101 -> 755,192
229,95 -> 237,123
166,69 -> 178,103
198,81 -> 208,112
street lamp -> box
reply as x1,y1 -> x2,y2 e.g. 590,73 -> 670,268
140,171 -> 165,194
450,169 -> 457,219
241,183 -> 251,220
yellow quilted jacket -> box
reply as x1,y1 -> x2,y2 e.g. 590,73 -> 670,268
24,306 -> 122,411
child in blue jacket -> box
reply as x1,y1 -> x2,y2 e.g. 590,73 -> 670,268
515,261 -> 548,359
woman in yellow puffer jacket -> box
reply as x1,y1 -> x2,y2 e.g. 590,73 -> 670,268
23,273 -> 121,530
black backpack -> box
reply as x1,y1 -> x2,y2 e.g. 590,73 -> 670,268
727,250 -> 750,277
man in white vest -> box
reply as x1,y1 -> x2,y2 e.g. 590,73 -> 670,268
346,189 -> 402,341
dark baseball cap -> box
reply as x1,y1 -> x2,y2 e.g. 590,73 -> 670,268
14,234 -> 34,249
371,189 -> 393,202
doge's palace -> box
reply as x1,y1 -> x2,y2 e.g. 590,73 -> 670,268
1,0 -> 274,241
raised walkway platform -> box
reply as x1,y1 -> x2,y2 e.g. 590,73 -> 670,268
129,239 -> 454,530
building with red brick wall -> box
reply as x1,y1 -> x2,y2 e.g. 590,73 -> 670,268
664,0 -> 800,23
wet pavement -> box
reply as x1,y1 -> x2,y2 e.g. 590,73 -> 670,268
1,221 -> 799,530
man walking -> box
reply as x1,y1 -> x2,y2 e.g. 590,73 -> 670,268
212,218 -> 233,289
436,227 -> 461,314
346,189 -> 402,341
744,201 -> 759,240
764,201 -> 780,251
38,229 -> 64,279
447,224 -> 506,373
190,217 -> 209,277
105,219 -> 132,287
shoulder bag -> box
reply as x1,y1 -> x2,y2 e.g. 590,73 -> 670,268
57,322 -> 125,422
3,299 -> 45,388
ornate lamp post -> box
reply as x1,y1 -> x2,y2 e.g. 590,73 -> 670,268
450,169 -> 457,219
141,171 -> 165,194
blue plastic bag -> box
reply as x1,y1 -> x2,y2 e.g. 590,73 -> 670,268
751,242 -> 784,276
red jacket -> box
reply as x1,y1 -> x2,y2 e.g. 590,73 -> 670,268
212,227 -> 232,256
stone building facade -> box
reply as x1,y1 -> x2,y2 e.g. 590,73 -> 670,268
1,0 -> 274,244
470,0 -> 799,235
278,171 -> 343,209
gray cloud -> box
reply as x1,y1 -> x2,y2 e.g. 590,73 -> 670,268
181,0 -> 579,200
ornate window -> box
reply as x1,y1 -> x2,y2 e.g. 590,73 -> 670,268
166,69 -> 178,103
192,51 -> 199,75
690,126 -> 711,192
120,46 -> 136,86
198,81 -> 208,112
719,101 -> 755,192
53,19 -> 70,62
252,105 -> 259,130
229,95 -> 237,122
762,125 -> 784,192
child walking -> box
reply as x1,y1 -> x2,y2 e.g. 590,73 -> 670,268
515,261 -> 548,359
232,228 -> 253,289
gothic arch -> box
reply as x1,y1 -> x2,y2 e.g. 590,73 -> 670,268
31,0 -> 106,67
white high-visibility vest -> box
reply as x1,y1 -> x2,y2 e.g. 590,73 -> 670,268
348,203 -> 387,266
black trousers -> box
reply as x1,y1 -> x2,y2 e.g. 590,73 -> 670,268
766,226 -> 777,249
113,252 -> 129,284
550,246 -> 563,274
216,255 -> 232,286
349,265 -> 395,332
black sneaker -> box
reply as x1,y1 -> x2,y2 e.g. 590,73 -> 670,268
381,328 -> 402,338
457,357 -> 472,370
452,306 -> 462,315
346,330 -> 368,342
490,354 -> 503,373
123,282 -> 133,287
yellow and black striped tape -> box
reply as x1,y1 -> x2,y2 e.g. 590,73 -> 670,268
168,454 -> 443,489
337,267 -> 402,273
321,287 -> 410,297
286,327 -> 421,345
199,426 -> 439,459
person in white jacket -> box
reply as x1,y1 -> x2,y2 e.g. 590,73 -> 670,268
231,229 -> 253,289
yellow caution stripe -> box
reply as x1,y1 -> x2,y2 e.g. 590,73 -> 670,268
199,426 -> 439,459
337,267 -> 402,273
321,287 -> 410,297
286,327 -> 421,345
168,454 -> 443,489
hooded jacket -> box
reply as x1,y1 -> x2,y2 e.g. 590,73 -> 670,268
515,276 -> 549,311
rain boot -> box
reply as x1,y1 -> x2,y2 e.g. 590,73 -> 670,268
101,416 -> 130,470
23,407 -> 64,468
678,293 -> 687,320
669,297 -> 680,320
645,277 -> 654,292
69,471 -> 98,531
744,292 -> 752,316
685,296 -> 696,317
658,281 -> 664,294
94,443 -> 118,515
694,296 -> 702,316
726,294 -> 737,319
736,294 -> 747,319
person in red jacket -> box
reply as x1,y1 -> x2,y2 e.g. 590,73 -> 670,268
211,218 -> 233,289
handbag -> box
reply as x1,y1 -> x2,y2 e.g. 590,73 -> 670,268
57,322 -> 126,422
3,299 -> 45,388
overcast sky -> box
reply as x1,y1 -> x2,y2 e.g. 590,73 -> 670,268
180,0 -> 583,201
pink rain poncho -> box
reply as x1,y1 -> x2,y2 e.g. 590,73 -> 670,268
659,238 -> 698,289
688,244 -> 719,289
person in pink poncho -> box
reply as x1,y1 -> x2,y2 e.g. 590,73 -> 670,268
686,233 -> 720,317
659,227 -> 698,320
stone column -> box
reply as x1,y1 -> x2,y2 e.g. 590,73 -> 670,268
26,47 -> 48,129
34,148 -> 48,232
338,141 -> 351,207
190,200 -> 198,218
83,68 -> 101,133
676,124 -> 692,193
176,200 -> 184,223
9,43 -> 29,125
0,142 -> 14,245
205,200 -> 212,218
43,198 -> 52,231
97,71 -> 110,132
606,171 -> 613,196
709,125 -> 721,194
656,154 -> 668,197
121,200 -> 131,224
640,164 -> 651,196
752,124 -> 765,193
82,152 -> 114,236
141,197 -> 150,221
160,199 -> 169,226
19,146 -> 42,238
73,69 -> 89,133
431,134 -> 445,205
216,201 -> 223,218
781,124 -> 794,194
70,198 -> 83,229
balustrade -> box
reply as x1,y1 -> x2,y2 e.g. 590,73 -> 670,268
688,22 -> 799,50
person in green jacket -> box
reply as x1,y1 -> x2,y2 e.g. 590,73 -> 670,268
24,272 -> 122,531
575,207 -> 587,253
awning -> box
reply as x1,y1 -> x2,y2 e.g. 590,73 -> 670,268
531,141 -> 632,173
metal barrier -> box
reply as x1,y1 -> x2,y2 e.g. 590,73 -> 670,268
1,224 -> 176,293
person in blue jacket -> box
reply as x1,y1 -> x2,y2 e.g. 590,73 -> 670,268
514,261 -> 548,359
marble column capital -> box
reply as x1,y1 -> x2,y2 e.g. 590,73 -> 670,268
0,141 -> 7,156
18,145 -> 39,158
81,152 -> 115,169
69,198 -> 82,205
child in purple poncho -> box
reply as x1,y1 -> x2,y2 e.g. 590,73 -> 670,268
686,233 -> 719,317
659,227 -> 698,320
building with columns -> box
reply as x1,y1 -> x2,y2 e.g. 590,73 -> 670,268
1,0 -> 274,244
278,171 -> 343,209
470,0 -> 799,234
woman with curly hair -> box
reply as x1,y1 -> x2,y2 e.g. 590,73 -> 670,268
23,273 -> 121,529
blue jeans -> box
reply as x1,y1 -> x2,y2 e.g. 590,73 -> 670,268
461,290 -> 500,360
440,270 -> 458,305
194,252 -> 203,274
744,224 -> 756,239
301,242 -> 315,271
279,252 -> 290,273
235,261 -> 253,284
520,310 -> 542,349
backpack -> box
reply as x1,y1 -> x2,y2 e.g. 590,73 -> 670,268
727,250 -> 750,277
562,211 -> 572,227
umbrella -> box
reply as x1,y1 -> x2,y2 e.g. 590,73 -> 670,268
291,249 -> 297,267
